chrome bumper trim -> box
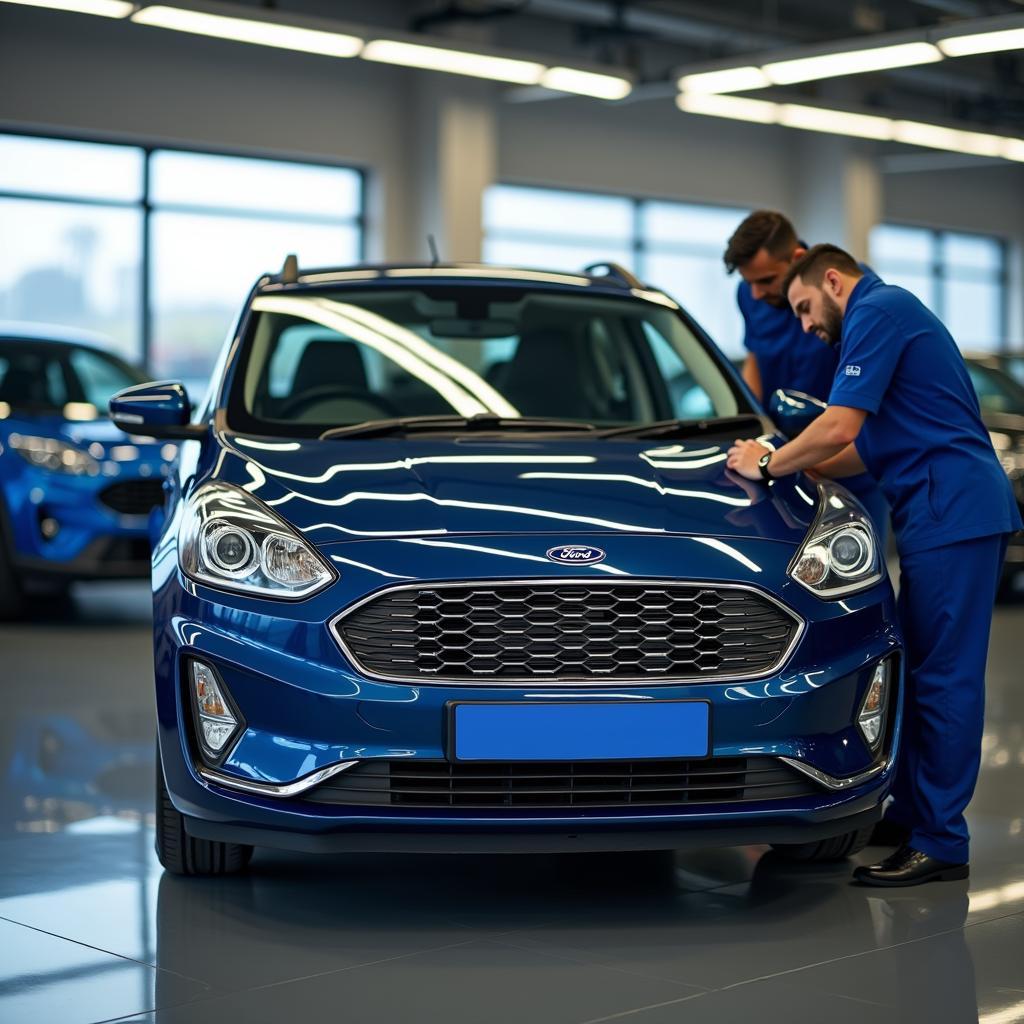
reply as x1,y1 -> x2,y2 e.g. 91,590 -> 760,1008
779,755 -> 889,792
199,760 -> 359,797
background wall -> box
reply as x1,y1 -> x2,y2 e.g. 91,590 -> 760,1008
3,2 -> 1023,341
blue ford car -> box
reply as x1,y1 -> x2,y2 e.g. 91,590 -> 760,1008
111,262 -> 903,876
0,325 -> 174,616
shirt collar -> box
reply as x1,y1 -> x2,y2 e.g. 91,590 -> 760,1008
841,274 -> 880,344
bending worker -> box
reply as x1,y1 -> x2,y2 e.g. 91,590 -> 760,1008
724,210 -> 887,538
727,244 -> 1022,888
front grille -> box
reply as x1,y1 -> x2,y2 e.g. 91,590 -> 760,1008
305,757 -> 818,809
99,479 -> 165,516
335,582 -> 800,682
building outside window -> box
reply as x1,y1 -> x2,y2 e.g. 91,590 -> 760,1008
870,223 -> 1007,352
484,184 -> 748,358
0,133 -> 363,393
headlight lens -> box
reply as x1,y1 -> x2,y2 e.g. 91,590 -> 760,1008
9,433 -> 99,476
179,481 -> 335,599
789,481 -> 883,598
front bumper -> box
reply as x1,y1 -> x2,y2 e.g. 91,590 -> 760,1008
154,533 -> 904,852
2,462 -> 164,582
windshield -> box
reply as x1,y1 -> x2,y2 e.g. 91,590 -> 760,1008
967,362 -> 1024,416
0,341 -> 146,418
229,285 -> 750,438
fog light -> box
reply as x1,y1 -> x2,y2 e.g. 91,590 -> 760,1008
189,660 -> 241,761
858,660 -> 890,751
40,516 -> 60,540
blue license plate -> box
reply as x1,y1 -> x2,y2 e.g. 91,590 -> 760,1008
451,701 -> 711,762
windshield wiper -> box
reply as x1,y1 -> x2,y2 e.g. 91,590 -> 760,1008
597,414 -> 765,440
320,414 -> 598,440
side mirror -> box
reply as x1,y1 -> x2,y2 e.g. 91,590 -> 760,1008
769,388 -> 827,438
109,381 -> 207,440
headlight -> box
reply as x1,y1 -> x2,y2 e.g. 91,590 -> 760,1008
789,480 -> 884,598
179,481 -> 335,599
8,433 -> 99,476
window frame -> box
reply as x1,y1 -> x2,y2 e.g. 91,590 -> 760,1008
0,127 -> 367,368
870,221 -> 1009,351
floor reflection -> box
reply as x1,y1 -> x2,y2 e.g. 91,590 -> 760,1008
0,584 -> 1020,1023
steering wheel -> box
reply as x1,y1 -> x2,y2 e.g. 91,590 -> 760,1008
278,385 -> 401,420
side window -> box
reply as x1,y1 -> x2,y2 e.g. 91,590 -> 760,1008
641,321 -> 714,419
68,349 -> 134,408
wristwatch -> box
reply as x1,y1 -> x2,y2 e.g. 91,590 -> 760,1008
758,451 -> 774,481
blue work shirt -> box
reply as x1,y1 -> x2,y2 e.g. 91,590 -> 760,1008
738,281 -> 838,401
829,274 -> 1022,555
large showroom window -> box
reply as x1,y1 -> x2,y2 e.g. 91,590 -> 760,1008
484,184 -> 748,357
0,133 -> 363,392
870,223 -> 1007,352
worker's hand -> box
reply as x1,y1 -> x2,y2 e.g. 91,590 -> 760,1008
726,439 -> 770,481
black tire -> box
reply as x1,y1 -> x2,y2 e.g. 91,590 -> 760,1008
770,825 -> 874,863
0,527 -> 25,620
155,745 -> 253,876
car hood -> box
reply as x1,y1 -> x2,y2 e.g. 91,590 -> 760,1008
207,434 -> 820,547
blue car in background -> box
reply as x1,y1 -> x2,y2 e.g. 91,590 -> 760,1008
0,324 -> 174,616
111,262 -> 903,876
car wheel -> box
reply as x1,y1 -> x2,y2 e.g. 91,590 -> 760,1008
0,531 -> 25,620
155,745 -> 253,876
769,825 -> 874,863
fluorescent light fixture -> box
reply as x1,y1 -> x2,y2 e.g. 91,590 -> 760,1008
779,103 -> 894,141
939,25 -> 1024,57
764,40 -> 942,85
1003,138 -> 1024,163
893,119 -> 1005,157
131,6 -> 363,58
541,66 -> 631,100
362,38 -> 544,84
675,92 -> 779,124
1,0 -> 132,15
676,92 -> 1024,162
677,65 -> 769,94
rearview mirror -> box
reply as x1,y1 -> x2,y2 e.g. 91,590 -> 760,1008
769,388 -> 827,439
109,381 -> 207,440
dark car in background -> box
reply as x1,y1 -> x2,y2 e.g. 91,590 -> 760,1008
0,324 -> 176,616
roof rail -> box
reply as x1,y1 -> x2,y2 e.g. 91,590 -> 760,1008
583,262 -> 645,289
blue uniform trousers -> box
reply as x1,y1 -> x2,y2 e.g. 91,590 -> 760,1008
888,533 -> 1008,863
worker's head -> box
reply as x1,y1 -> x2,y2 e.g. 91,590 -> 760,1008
781,244 -> 864,345
723,210 -> 806,307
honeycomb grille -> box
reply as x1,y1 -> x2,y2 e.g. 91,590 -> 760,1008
306,757 -> 818,809
99,479 -> 165,516
335,582 -> 799,683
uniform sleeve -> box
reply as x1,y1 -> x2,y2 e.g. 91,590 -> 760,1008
737,282 -> 757,355
828,302 -> 906,415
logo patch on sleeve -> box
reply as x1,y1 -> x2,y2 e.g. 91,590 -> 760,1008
844,365 -> 862,377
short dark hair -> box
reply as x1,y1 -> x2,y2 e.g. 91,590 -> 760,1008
723,210 -> 799,272
780,243 -> 862,298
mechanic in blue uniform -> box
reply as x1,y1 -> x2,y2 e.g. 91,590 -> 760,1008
724,211 -> 888,536
728,244 -> 1022,887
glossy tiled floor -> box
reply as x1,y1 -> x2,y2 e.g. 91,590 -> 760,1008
1,583 -> 1022,1024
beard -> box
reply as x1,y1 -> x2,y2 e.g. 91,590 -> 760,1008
762,291 -> 788,309
818,292 -> 844,344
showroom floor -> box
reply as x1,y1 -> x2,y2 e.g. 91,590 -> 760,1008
0,583 -> 1022,1024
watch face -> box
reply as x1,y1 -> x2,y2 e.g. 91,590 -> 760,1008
759,453 -> 771,466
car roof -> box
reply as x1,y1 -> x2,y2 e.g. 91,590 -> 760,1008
0,321 -> 115,350
254,260 -> 678,306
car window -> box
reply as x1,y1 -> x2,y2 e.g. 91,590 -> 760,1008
0,347 -> 68,411
68,348 -> 141,409
233,286 -> 746,437
967,363 -> 1024,416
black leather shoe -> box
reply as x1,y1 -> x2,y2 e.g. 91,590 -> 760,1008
869,818 -> 912,847
853,845 -> 969,887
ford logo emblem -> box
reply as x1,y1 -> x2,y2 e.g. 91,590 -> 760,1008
546,545 -> 607,566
